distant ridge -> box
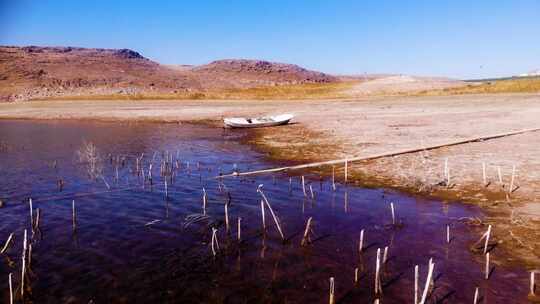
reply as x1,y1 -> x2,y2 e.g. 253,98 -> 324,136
0,46 -> 337,101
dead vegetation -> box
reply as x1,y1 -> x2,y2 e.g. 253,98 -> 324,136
417,77 -> 540,95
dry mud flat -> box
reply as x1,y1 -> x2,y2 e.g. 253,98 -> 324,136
1,93 -> 540,267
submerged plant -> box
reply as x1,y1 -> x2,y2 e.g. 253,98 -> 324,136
76,140 -> 103,180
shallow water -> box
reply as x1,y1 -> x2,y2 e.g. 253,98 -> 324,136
0,120 -> 529,303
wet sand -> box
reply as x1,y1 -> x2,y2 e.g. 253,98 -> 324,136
1,94 -> 540,268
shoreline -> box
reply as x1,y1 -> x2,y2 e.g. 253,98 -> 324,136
1,95 -> 539,268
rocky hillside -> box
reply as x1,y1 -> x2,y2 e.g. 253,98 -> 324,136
0,46 -> 337,101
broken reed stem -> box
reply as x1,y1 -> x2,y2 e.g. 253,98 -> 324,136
482,162 -> 487,186
301,217 -> 313,246
72,200 -> 76,231
1,233 -> 14,254
9,272 -> 13,304
301,176 -> 307,197
509,165 -> 516,193
354,267 -> 359,284
164,179 -> 168,198
224,203 -> 230,232
419,259 -> 435,304
344,159 -> 348,183
237,217 -> 241,242
485,252 -> 490,280
257,185 -> 285,241
332,166 -> 336,191
414,265 -> 419,304
446,225 -> 450,244
21,229 -> 27,298
531,271 -> 536,296
483,225 -> 492,254
202,188 -> 207,215
309,184 -> 315,200
211,227 -> 219,256
29,198 -> 34,228
359,229 -> 365,253
383,246 -> 389,264
390,202 -> 396,225
329,277 -> 335,304
473,287 -> 479,304
260,200 -> 266,231
374,248 -> 382,295
35,208 -> 40,230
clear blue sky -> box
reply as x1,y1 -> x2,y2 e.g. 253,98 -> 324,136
1,1 -> 539,79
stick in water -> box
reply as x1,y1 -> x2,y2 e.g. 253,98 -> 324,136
446,225 -> 450,244
0,233 -> 14,254
9,273 -> 13,304
485,252 -> 490,280
473,287 -> 479,304
237,217 -> 241,242
354,267 -> 359,284
72,200 -> 76,231
329,277 -> 335,304
483,225 -> 492,254
383,246 -> 389,264
224,203 -> 230,232
531,271 -> 536,296
332,165 -> 336,191
301,176 -> 307,197
359,229 -> 365,253
301,217 -> 313,246
257,185 -> 285,241
414,265 -> 419,304
260,200 -> 266,231
202,188 -> 207,215
419,259 -> 435,304
390,202 -> 396,226
374,248 -> 382,294
344,159 -> 348,183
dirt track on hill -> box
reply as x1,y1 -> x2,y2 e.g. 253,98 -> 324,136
1,93 -> 540,267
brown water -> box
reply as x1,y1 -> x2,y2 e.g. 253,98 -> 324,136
0,120 -> 529,303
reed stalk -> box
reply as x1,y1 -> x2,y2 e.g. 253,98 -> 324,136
0,233 -> 13,254
531,271 -> 536,296
473,287 -> 479,304
72,200 -> 76,231
29,198 -> 33,229
414,265 -> 419,304
374,248 -> 382,295
332,165 -> 336,191
383,246 -> 389,264
309,184 -> 315,200
260,200 -> 266,231
446,225 -> 450,244
329,277 -> 335,304
8,272 -> 13,304
354,267 -> 359,284
344,159 -> 348,183
257,185 -> 285,241
301,217 -> 313,246
211,227 -> 219,256
237,217 -> 241,242
21,229 -> 27,298
419,259 -> 435,304
483,225 -> 492,254
390,202 -> 396,225
485,252 -> 490,279
225,203 -> 230,232
359,229 -> 365,253
302,176 -> 307,197
202,188 -> 207,215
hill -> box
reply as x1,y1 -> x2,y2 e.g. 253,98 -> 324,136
0,46 -> 337,101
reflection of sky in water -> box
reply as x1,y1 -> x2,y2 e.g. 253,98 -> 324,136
0,120 -> 529,303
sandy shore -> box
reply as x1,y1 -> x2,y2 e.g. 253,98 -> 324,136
1,94 -> 540,266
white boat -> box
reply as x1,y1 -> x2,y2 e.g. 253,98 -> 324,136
223,114 -> 294,128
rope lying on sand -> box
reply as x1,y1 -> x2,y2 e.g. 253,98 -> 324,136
217,127 -> 540,178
